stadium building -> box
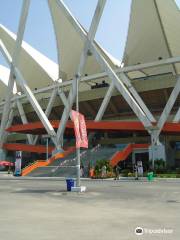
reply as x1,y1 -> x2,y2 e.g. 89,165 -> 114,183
0,0 -> 180,176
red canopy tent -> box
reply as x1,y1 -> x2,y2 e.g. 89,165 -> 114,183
0,161 -> 14,167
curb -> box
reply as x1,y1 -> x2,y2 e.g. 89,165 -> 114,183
0,176 -> 180,182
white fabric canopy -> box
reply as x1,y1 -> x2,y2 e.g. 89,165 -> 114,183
123,0 -> 180,78
0,24 -> 59,92
48,0 -> 120,83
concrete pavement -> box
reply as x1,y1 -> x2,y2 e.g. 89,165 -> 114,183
0,178 -> 179,240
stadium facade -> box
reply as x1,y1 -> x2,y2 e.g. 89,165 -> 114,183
0,0 -> 180,175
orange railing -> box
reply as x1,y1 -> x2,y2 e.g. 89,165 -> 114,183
21,146 -> 76,176
110,143 -> 150,167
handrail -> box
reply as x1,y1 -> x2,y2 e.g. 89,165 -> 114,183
110,143 -> 150,167
21,146 -> 75,176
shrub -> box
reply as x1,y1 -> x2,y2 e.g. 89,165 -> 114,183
94,159 -> 112,178
149,159 -> 166,174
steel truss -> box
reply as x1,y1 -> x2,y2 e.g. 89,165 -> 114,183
0,0 -> 179,164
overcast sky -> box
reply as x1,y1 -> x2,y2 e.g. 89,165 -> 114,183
0,0 -> 180,66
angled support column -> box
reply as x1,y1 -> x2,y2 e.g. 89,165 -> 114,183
15,67 -> 57,144
150,130 -> 166,169
0,0 -> 31,147
87,82 -> 115,142
58,89 -> 72,119
44,88 -> 58,117
119,73 -> 156,123
58,89 -> 69,108
149,76 -> 180,168
55,0 -> 152,132
57,88 -> 72,147
56,81 -> 76,146
33,87 -> 58,145
89,43 -> 153,129
0,42 -> 58,147
173,107 -> 180,123
56,0 -> 107,146
95,73 -> 155,123
153,76 -> 180,143
2,101 -> 17,144
95,82 -> 115,121
16,99 -> 33,144
5,102 -> 16,129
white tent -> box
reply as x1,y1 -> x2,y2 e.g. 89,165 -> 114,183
0,18 -> 121,93
123,0 -> 180,78
48,0 -> 120,83
0,24 -> 59,92
0,65 -> 11,102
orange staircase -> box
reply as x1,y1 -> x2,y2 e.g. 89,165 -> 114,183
21,146 -> 75,176
110,143 -> 149,167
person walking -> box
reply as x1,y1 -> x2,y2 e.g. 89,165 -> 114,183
80,165 -> 84,177
114,165 -> 120,180
134,164 -> 138,180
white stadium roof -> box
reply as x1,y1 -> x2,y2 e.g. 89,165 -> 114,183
0,10 -> 120,94
0,0 -> 179,96
0,23 -> 59,91
48,0 -> 120,81
123,0 -> 180,78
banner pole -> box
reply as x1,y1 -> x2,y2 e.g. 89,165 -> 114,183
76,76 -> 81,188
46,138 -> 49,161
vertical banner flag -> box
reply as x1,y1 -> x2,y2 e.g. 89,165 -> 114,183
71,110 -> 88,149
15,151 -> 22,175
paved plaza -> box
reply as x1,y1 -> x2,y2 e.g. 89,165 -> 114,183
0,177 -> 179,240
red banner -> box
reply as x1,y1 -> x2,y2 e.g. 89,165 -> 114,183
71,110 -> 88,149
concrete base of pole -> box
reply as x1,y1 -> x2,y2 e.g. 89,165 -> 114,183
71,186 -> 86,192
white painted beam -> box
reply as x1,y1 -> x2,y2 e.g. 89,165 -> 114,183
0,40 -> 58,146
2,101 -> 17,143
5,102 -> 16,129
173,107 -> 180,123
90,43 -> 152,129
16,99 -> 33,144
0,0 -> 31,147
53,0 -> 153,132
0,55 -> 179,107
33,88 -> 58,145
58,88 -> 74,119
58,89 -> 69,107
44,88 -> 58,117
56,0 -> 107,145
153,76 -> 180,142
119,73 -> 156,122
14,67 -> 57,141
95,82 -> 114,121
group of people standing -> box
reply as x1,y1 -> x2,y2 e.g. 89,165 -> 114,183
82,162 -> 143,180
88,164 -> 121,179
